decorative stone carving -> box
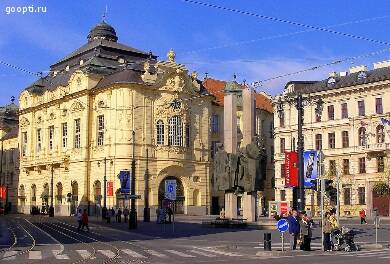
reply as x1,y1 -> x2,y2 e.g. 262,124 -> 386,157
167,49 -> 176,62
20,117 -> 30,128
70,101 -> 85,113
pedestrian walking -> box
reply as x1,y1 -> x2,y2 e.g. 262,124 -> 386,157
299,213 -> 312,251
167,207 -> 173,223
287,209 -> 300,250
359,209 -> 367,224
106,209 -> 111,223
111,207 -> 115,222
76,209 -> 83,231
123,207 -> 129,223
323,212 -> 332,251
118,208 -> 122,223
81,209 -> 90,231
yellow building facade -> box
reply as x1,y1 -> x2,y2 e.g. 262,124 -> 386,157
274,64 -> 390,217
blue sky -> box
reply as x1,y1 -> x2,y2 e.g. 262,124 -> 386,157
1,0 -> 390,105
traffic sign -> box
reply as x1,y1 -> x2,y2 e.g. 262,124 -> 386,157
165,180 -> 177,201
276,219 -> 289,233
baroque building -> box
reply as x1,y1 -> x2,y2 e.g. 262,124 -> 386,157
273,63 -> 390,217
0,100 -> 19,213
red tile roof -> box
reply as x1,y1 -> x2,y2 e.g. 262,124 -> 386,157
202,78 -> 273,113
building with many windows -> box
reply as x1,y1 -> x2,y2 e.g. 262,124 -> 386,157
274,63 -> 390,217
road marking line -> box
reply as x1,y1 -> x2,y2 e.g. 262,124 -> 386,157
166,250 -> 195,258
98,250 -> 118,258
29,251 -> 42,259
379,256 -> 390,259
52,250 -> 69,260
76,250 -> 95,259
2,251 -> 18,260
189,249 -> 216,257
121,249 -> 146,258
145,249 -> 168,258
194,247 -> 242,257
357,253 -> 390,258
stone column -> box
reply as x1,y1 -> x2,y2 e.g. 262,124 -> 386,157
242,88 -> 255,147
225,192 -> 237,219
224,94 -> 237,154
243,192 -> 256,222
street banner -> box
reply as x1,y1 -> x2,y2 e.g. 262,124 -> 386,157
0,186 -> 6,200
285,152 -> 298,187
304,150 -> 318,188
107,181 -> 113,197
118,170 -> 130,194
165,180 -> 177,201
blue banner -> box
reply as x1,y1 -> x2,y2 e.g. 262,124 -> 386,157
119,170 -> 131,194
304,150 -> 318,188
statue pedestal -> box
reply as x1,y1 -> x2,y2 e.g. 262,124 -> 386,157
225,192 -> 237,219
243,192 -> 256,222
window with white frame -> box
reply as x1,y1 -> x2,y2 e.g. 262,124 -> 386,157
74,119 -> 81,148
48,126 -> 54,151
36,128 -> 42,153
97,115 -> 104,146
168,116 -> 183,146
211,114 -> 219,134
62,123 -> 68,149
156,120 -> 164,145
22,132 -> 27,156
185,124 -> 190,147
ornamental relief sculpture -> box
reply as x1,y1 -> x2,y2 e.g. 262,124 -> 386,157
20,117 -> 30,128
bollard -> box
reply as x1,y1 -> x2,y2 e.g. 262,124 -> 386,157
264,233 -> 272,251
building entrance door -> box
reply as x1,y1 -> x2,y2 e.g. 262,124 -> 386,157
158,176 -> 185,214
373,193 -> 390,216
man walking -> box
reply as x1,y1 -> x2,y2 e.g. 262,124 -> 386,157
359,209 -> 367,224
118,208 -> 122,223
123,207 -> 129,223
287,209 -> 300,250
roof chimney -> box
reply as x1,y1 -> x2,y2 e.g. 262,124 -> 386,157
349,65 -> 368,74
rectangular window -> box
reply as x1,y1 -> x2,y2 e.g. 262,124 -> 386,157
97,115 -> 104,146
210,141 -> 219,159
328,132 -> 336,149
377,156 -> 384,173
343,159 -> 350,175
358,187 -> 366,205
315,134 -> 322,150
279,113 -> 285,128
22,132 -> 27,157
48,126 -> 54,151
62,123 -> 68,149
211,114 -> 219,134
280,190 -> 286,201
280,138 -> 285,153
358,100 -> 365,116
185,124 -> 190,148
36,128 -> 42,153
344,188 -> 351,205
341,102 -> 348,119
342,131 -> 349,148
329,160 -> 336,176
359,157 -> 366,173
281,163 -> 286,178
376,98 -> 383,114
74,119 -> 81,149
328,105 -> 335,120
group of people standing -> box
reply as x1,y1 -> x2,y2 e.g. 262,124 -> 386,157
105,207 -> 130,223
287,209 -> 314,251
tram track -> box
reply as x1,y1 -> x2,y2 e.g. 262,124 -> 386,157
0,218 -> 18,254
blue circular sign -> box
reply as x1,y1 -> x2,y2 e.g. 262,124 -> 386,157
276,219 -> 289,233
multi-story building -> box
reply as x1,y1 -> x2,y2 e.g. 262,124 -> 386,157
0,100 -> 19,213
274,63 -> 390,217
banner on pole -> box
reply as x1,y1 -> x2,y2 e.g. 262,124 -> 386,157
0,186 -> 6,200
107,181 -> 114,197
285,152 -> 298,188
304,150 -> 318,188
118,170 -> 131,194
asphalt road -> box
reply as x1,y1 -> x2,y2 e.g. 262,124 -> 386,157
0,214 -> 389,264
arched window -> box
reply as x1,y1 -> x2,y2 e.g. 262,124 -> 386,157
56,183 -> 63,205
156,120 -> 164,145
94,181 -> 102,204
376,125 -> 385,143
358,127 -> 366,146
19,185 -> 25,197
72,181 -> 79,202
168,116 -> 183,146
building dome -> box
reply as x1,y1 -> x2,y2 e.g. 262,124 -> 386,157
87,21 -> 118,42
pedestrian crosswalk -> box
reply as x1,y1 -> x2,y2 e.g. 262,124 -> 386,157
341,249 -> 390,259
0,247 -> 242,261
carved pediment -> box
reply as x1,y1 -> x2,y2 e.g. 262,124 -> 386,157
20,117 -> 30,127
70,101 -> 85,113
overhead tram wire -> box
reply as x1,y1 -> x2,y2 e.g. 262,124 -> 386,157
180,0 -> 390,47
0,59 -> 43,77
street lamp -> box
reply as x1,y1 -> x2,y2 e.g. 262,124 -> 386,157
276,93 -> 323,212
98,158 -> 113,220
49,164 -> 54,217
129,130 -> 137,229
144,148 -> 150,222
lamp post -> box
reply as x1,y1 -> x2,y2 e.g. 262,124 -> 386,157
102,157 -> 107,220
129,130 -> 137,229
144,148 -> 150,222
49,165 -> 54,217
276,94 -> 323,212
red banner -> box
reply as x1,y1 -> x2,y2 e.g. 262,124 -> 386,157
0,186 -> 6,200
285,152 -> 298,187
107,181 -> 113,197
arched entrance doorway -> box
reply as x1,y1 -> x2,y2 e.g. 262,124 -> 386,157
158,176 -> 185,214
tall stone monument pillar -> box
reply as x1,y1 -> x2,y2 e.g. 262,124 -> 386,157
224,94 -> 237,154
242,88 -> 255,147
243,192 -> 256,222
